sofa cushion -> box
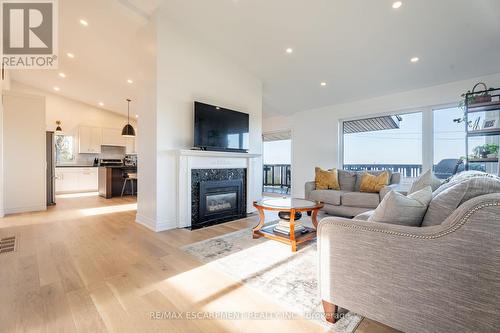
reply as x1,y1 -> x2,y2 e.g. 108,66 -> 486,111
408,169 -> 443,195
355,170 -> 392,191
359,171 -> 391,193
342,192 -> 380,209
315,167 -> 340,190
309,190 -> 344,206
354,210 -> 375,221
422,175 -> 500,226
338,170 -> 357,192
369,186 -> 432,227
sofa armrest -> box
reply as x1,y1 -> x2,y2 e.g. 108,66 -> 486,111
317,193 -> 500,332
379,184 -> 399,200
304,181 -> 315,200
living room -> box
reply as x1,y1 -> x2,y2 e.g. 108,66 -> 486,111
1,1 -> 500,333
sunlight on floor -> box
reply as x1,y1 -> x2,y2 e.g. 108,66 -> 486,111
56,192 -> 100,199
79,203 -> 138,216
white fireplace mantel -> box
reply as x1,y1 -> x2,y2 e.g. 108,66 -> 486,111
174,149 -> 262,228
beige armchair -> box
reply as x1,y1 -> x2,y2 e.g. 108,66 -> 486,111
317,193 -> 500,333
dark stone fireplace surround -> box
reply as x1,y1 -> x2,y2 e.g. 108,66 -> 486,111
191,168 -> 247,229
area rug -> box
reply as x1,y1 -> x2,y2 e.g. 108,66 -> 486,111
181,228 -> 363,333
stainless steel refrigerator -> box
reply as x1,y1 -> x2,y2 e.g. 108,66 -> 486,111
46,132 -> 56,206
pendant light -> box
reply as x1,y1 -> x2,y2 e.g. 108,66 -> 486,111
122,98 -> 136,137
55,120 -> 63,134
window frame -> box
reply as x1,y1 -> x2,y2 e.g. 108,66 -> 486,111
339,102 -> 459,175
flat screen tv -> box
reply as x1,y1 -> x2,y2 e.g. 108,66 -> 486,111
194,102 -> 249,152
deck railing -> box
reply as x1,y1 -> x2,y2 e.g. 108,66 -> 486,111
263,164 -> 291,189
343,164 -> 423,178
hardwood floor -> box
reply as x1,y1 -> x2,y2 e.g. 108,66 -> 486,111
0,193 -> 398,333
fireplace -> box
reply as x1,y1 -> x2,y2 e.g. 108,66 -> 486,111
191,169 -> 247,229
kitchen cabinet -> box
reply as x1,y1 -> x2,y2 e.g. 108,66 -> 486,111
79,126 -> 102,154
102,128 -> 126,147
55,167 -> 98,194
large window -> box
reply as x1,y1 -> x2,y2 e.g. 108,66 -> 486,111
55,135 -> 75,164
433,107 -> 466,179
343,112 -> 423,180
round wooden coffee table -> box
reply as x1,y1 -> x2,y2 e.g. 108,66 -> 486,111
253,198 -> 324,252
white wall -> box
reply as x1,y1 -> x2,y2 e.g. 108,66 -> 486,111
262,115 -> 292,134
11,81 -> 135,137
3,91 -> 46,214
136,11 -> 263,232
291,72 -> 500,198
0,70 -> 11,216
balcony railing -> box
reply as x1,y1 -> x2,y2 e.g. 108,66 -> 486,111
344,164 -> 423,178
263,164 -> 291,192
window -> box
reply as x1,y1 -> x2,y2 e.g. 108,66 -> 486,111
343,112 -> 423,180
55,135 -> 75,164
433,107 -> 467,179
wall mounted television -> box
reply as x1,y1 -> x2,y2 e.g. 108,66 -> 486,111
194,102 -> 249,152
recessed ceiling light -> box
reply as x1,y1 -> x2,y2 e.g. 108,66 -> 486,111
410,56 -> 420,63
53,86 -> 60,91
286,48 -> 293,54
127,79 -> 134,84
66,52 -> 75,58
79,19 -> 89,26
320,82 -> 327,87
58,72 -> 66,78
98,102 -> 104,107
392,1 -> 402,9
135,114 -> 139,118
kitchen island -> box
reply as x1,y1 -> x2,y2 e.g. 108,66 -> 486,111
98,166 -> 137,198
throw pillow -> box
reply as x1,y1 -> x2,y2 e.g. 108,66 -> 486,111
338,170 -> 357,191
315,167 -> 340,190
359,171 -> 390,193
369,186 -> 433,226
408,169 -> 443,195
422,175 -> 500,226
355,170 -> 392,191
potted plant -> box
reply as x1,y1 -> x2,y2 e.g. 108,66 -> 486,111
459,82 -> 496,110
454,83 -> 496,126
473,143 -> 499,159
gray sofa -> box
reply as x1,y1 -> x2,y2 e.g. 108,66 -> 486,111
305,170 -> 401,218
317,173 -> 500,333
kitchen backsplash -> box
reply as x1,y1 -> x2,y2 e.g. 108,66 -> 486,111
60,146 -> 126,166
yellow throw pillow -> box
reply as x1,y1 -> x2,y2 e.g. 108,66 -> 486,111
359,171 -> 390,193
315,167 -> 340,190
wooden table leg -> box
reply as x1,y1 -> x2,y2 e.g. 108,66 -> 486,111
252,204 -> 265,239
322,300 -> 338,324
311,208 -> 320,229
289,209 -> 297,252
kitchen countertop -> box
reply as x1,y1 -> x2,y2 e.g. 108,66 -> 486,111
99,166 -> 137,169
56,165 -> 98,168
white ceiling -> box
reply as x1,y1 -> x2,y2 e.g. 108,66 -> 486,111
161,0 -> 500,116
10,0 -> 500,117
10,0 -> 156,116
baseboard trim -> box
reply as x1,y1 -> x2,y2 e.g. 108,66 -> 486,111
136,214 -> 176,232
4,205 -> 47,215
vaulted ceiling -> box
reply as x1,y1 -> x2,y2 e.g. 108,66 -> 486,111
10,0 -> 500,117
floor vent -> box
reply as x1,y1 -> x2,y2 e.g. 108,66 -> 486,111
0,236 -> 16,254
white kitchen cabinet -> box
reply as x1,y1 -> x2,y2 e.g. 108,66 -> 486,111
79,126 -> 102,154
102,128 -> 126,147
55,167 -> 98,194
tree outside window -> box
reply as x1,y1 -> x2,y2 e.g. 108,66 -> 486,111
55,135 -> 75,164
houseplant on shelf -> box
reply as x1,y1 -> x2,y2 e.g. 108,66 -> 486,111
454,83 -> 497,126
472,143 -> 499,159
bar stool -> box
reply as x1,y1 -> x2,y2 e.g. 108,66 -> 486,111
121,172 -> 137,197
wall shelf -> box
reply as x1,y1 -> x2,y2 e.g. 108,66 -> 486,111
467,100 -> 500,113
465,87 -> 500,176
